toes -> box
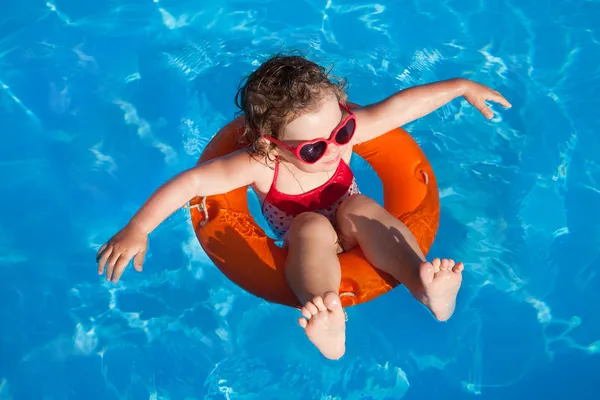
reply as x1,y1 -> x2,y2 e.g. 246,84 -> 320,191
419,261 -> 435,285
432,258 -> 461,273
301,307 -> 313,319
432,258 -> 441,273
453,262 -> 465,273
322,292 -> 342,311
312,296 -> 327,312
298,317 -> 308,329
440,259 -> 450,271
303,301 -> 319,316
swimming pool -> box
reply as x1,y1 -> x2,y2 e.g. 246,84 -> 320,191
1,0 -> 599,398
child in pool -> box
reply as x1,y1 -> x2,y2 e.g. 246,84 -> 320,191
96,54 -> 511,360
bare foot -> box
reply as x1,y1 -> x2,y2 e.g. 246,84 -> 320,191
417,258 -> 464,321
297,292 -> 346,360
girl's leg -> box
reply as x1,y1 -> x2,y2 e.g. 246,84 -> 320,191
283,212 -> 346,360
336,195 -> 464,321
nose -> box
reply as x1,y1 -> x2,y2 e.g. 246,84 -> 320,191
323,142 -> 339,159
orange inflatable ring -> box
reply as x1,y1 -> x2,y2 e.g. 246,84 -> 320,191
189,108 -> 440,309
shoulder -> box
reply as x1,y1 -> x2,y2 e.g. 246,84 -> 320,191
198,148 -> 270,178
349,100 -> 398,145
350,105 -> 381,145
208,148 -> 263,166
244,150 -> 277,194
235,148 -> 276,182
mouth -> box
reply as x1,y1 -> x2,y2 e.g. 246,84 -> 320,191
322,156 -> 340,165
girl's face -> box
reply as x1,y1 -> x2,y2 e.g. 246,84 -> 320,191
276,93 -> 352,173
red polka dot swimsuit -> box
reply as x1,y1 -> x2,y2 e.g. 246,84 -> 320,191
261,159 -> 360,238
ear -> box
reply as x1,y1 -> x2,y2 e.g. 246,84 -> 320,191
255,136 -> 278,155
256,136 -> 269,147
254,136 -> 266,151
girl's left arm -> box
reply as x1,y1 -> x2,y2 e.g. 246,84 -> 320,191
352,78 -> 512,144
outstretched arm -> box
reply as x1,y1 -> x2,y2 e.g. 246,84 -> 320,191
352,78 -> 511,144
96,150 -> 258,282
123,150 -> 256,235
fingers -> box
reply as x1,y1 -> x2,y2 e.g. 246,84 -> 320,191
97,244 -> 131,282
111,254 -> 131,282
133,248 -> 146,272
97,245 -> 112,275
96,231 -> 147,282
488,90 -> 512,109
96,243 -> 107,262
474,100 -> 494,119
105,251 -> 122,282
466,87 -> 512,119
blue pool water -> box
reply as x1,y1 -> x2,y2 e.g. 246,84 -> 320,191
1,0 -> 600,398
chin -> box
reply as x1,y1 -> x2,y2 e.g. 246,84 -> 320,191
292,161 -> 329,174
321,157 -> 341,170
295,163 -> 322,173
309,158 -> 342,173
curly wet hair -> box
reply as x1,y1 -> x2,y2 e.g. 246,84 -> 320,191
234,53 -> 348,158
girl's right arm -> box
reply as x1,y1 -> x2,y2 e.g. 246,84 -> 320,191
96,150 -> 259,282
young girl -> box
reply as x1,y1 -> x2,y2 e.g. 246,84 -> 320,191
96,54 -> 511,360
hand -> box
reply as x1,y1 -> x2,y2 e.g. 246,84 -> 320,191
462,80 -> 512,119
96,224 -> 148,282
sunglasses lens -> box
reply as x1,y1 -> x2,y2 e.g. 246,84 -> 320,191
299,141 -> 327,163
335,118 -> 355,144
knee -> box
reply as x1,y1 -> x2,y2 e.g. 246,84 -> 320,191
337,194 -> 379,218
289,212 -> 336,241
335,194 -> 383,239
